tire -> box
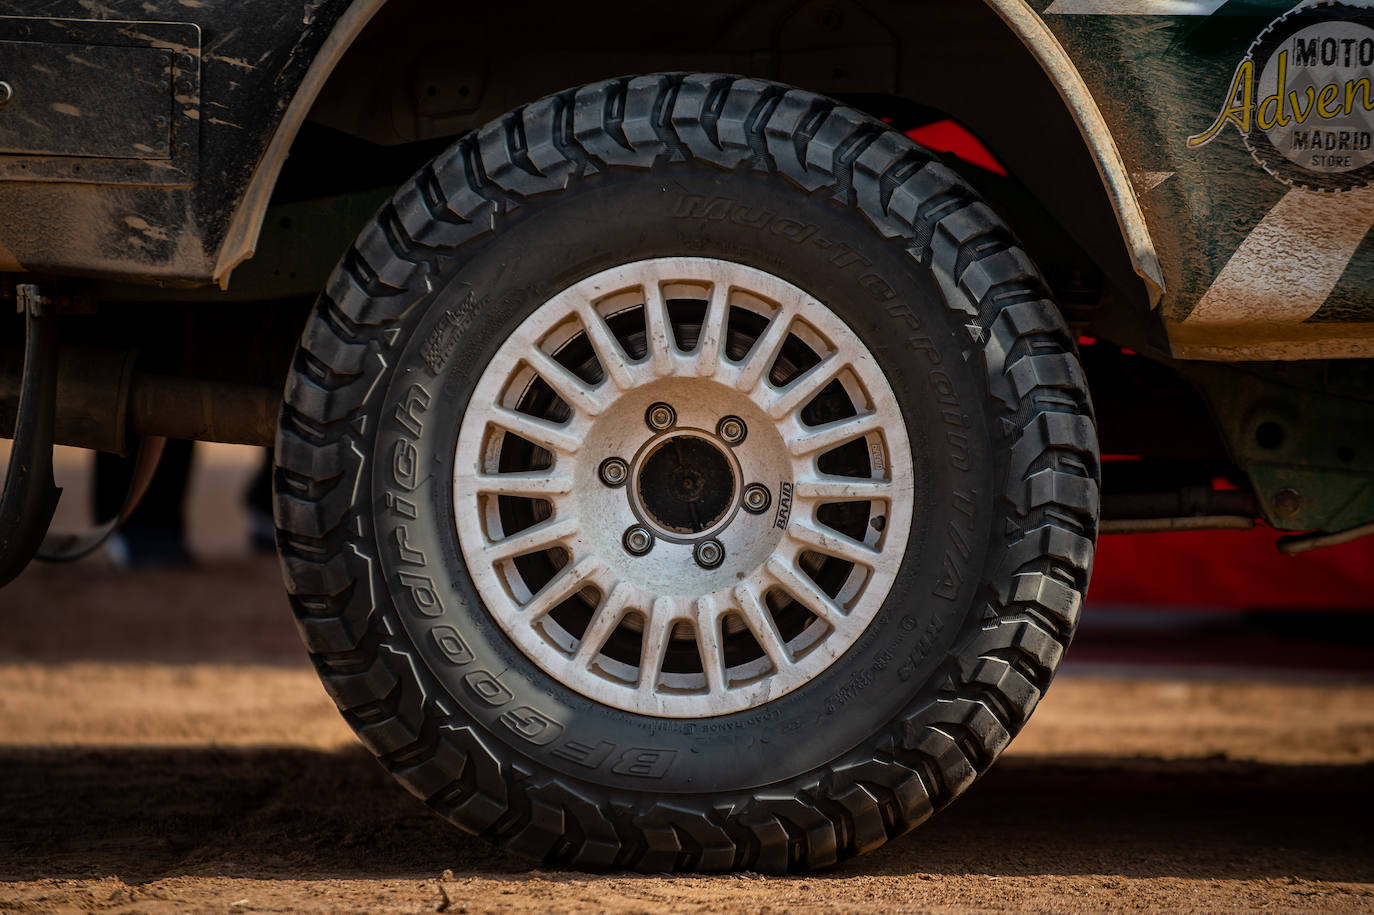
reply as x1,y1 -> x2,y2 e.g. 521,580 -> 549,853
274,73 -> 1099,873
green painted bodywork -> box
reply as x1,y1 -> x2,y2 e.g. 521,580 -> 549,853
1035,0 -> 1374,354
1036,0 -> 1374,532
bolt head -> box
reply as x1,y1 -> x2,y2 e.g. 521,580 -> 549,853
623,526 -> 654,556
0,82 -> 13,106
599,457 -> 629,487
694,539 -> 725,569
717,416 -> 747,445
1273,488 -> 1303,519
742,484 -> 771,514
646,402 -> 677,431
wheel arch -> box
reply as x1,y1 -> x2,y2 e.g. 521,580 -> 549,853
980,0 -> 1163,309
211,0 -> 387,287
220,0 -> 1162,312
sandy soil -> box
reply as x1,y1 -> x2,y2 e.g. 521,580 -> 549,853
1,445 -> 1372,911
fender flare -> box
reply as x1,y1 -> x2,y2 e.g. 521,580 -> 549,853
983,0 -> 1163,305
212,0 -> 387,287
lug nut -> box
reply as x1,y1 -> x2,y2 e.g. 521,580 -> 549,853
717,415 -> 747,446
694,539 -> 725,569
742,483 -> 771,514
646,402 -> 677,432
623,525 -> 654,556
599,457 -> 629,487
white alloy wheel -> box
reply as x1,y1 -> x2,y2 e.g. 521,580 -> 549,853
454,258 -> 913,716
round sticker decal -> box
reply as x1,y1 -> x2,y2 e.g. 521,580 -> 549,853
1189,2 -> 1374,192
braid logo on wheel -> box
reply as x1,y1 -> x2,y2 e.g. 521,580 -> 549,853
1189,1 -> 1374,191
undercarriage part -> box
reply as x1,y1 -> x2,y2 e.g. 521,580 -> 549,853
1101,516 -> 1253,533
0,285 -> 61,587
1183,361 -> 1374,534
35,435 -> 166,562
1099,486 -> 1261,534
0,346 -> 278,451
0,345 -> 136,454
127,373 -> 277,447
1277,522 -> 1374,555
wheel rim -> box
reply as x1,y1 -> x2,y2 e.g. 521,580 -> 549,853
453,257 -> 913,717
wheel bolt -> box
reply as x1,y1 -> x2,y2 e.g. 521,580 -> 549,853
646,402 -> 677,432
623,525 -> 654,556
742,483 -> 771,514
717,415 -> 747,446
599,457 -> 629,487
694,539 -> 725,569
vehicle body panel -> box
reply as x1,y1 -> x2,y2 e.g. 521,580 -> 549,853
0,0 -> 1370,365
1037,0 -> 1374,358
0,0 -> 354,284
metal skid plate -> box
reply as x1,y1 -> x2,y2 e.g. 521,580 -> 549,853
0,16 -> 200,186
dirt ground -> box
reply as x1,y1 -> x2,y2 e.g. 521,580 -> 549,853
1,445 -> 1372,912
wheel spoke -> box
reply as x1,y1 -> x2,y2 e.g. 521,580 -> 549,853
474,470 -> 575,499
485,515 -> 580,562
788,412 -> 882,457
695,594 -> 728,694
765,556 -> 845,627
792,475 -> 894,503
693,282 -> 731,378
489,406 -> 581,455
637,599 -> 675,694
787,518 -> 881,568
735,581 -> 791,670
524,346 -> 604,417
642,281 -> 676,377
572,581 -> 632,667
765,354 -> 845,420
522,555 -> 604,619
574,302 -> 636,390
733,306 -> 795,393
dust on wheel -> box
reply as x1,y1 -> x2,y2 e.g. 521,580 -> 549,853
274,73 -> 1099,873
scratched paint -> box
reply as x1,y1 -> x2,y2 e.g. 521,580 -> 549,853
1185,185 -> 1374,325
1038,0 -> 1374,358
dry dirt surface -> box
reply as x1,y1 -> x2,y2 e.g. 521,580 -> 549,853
1,447 -> 1372,912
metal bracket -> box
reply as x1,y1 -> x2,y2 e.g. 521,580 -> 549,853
16,282 -> 48,316
37,434 -> 166,562
0,283 -> 61,587
0,16 -> 202,188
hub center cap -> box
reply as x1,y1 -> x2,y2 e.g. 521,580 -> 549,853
634,433 -> 738,539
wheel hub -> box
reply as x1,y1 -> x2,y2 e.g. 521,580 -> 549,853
453,257 -> 913,717
635,433 -> 736,537
576,376 -> 786,597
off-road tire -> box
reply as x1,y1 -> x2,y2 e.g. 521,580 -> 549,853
274,73 -> 1099,873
